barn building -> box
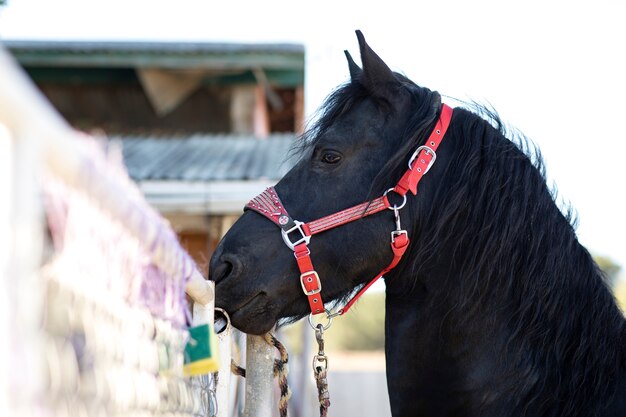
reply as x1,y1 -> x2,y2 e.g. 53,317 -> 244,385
7,40 -> 305,273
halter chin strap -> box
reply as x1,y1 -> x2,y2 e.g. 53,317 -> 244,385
246,104 -> 453,316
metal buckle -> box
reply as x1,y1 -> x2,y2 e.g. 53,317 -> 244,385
408,145 -> 437,174
300,271 -> 321,296
281,220 -> 311,250
391,230 -> 408,243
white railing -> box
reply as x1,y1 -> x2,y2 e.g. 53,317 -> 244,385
0,45 -> 275,417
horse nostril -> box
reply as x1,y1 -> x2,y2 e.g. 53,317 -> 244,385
213,261 -> 232,283
210,254 -> 242,284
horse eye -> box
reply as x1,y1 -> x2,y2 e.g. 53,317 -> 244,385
321,152 -> 342,164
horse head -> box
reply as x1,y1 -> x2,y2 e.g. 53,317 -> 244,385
210,31 -> 445,334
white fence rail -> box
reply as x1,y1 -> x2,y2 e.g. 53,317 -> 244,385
0,45 -> 275,417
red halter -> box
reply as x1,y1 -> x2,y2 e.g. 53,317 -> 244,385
246,104 -> 453,316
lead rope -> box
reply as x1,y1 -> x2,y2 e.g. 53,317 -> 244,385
313,324 -> 331,417
230,333 -> 291,417
266,333 -> 292,417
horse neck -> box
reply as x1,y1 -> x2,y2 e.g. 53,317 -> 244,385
383,114 -> 626,415
384,230 -> 626,416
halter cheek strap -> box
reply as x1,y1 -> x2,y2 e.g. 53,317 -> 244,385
246,104 -> 453,316
247,188 -> 324,313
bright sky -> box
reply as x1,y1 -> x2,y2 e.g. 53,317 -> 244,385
1,0 -> 624,275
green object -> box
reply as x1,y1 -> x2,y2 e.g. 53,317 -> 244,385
184,323 -> 220,376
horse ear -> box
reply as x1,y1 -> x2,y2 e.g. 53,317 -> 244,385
355,30 -> 398,100
344,50 -> 362,81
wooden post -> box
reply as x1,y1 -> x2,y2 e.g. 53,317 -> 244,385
294,85 -> 305,134
244,334 -> 275,417
254,85 -> 270,138
216,323 -> 232,417
296,325 -> 313,417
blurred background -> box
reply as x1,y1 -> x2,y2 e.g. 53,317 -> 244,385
1,1 -> 624,416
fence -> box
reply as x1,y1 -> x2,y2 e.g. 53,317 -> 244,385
0,45 -> 277,417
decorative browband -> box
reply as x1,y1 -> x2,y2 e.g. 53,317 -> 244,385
245,187 -> 295,231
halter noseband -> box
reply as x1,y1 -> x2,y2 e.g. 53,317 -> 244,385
246,104 -> 453,317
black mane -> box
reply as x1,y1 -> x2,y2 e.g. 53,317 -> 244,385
296,75 -> 626,416
412,105 -> 625,415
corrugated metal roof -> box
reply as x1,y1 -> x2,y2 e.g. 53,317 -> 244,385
4,40 -> 305,70
118,134 -> 297,182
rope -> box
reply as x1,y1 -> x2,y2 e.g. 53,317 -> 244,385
264,333 -> 291,417
314,366 -> 330,417
230,333 -> 291,417
230,358 -> 246,378
313,324 -> 330,417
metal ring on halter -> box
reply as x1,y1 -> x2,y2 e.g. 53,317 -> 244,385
308,309 -> 333,331
383,188 -> 407,210
214,307 -> 231,334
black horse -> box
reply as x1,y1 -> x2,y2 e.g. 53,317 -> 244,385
211,31 -> 626,417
